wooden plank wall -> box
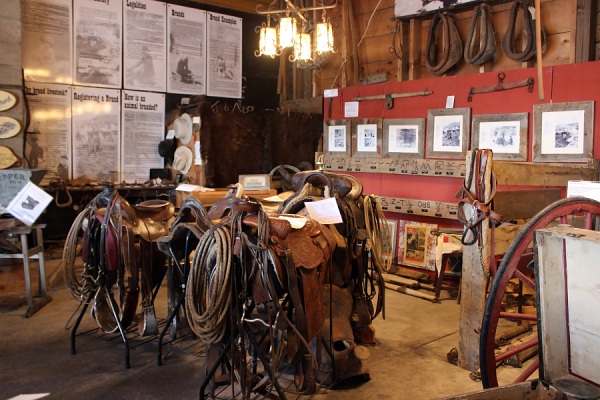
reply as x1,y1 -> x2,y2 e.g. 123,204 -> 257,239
313,0 -> 588,94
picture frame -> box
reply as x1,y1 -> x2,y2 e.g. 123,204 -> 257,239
381,219 -> 398,264
239,174 -> 271,191
533,101 -> 594,163
324,119 -> 351,157
426,108 -> 471,160
471,113 -> 528,161
352,118 -> 382,158
382,118 -> 426,159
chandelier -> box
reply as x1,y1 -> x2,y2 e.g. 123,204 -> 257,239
255,0 -> 337,68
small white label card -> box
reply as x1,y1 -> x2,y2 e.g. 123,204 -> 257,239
344,101 -> 359,118
6,181 -> 52,226
304,197 -> 343,225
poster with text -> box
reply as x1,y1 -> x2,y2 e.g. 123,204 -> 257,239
22,0 -> 73,83
167,4 -> 206,95
206,11 -> 242,99
123,0 -> 166,92
394,0 -> 480,18
72,87 -> 121,181
74,0 -> 122,88
397,220 -> 437,271
24,82 -> 72,185
121,90 -> 165,182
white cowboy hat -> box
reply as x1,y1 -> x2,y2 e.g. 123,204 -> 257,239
174,113 -> 192,144
173,146 -> 193,174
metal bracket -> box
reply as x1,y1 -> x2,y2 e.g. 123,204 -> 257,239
468,72 -> 534,102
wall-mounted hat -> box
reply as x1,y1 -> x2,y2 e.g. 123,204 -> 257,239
174,113 -> 192,144
157,138 -> 176,164
173,146 -> 193,174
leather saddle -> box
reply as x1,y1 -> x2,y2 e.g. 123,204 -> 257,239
502,0 -> 546,62
464,4 -> 496,66
86,186 -> 173,336
425,12 -> 463,76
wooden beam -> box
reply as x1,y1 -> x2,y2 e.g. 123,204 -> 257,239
409,18 -> 422,80
494,161 -> 599,187
575,0 -> 597,62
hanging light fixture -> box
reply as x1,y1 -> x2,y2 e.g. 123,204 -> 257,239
255,15 -> 278,57
255,0 -> 338,66
278,13 -> 298,49
292,31 -> 312,61
315,9 -> 334,54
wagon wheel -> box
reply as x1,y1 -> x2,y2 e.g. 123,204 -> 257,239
480,197 -> 600,388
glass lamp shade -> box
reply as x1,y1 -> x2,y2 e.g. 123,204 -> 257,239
316,21 -> 334,53
259,26 -> 278,57
294,32 -> 312,61
278,17 -> 297,48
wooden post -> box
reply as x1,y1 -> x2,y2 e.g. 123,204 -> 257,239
458,152 -> 493,372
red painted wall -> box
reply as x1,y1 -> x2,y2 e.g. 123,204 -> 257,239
326,60 -> 600,228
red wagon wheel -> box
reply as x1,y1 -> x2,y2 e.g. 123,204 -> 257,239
480,197 -> 600,388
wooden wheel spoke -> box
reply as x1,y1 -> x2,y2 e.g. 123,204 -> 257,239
514,357 -> 540,383
499,312 -> 537,321
494,336 -> 538,363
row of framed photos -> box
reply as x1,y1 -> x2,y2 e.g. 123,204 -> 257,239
325,101 -> 594,162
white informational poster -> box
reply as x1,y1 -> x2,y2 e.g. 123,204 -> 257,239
73,0 -> 123,88
167,4 -> 206,95
206,11 -> 242,99
394,0 -> 479,18
22,0 -> 73,83
24,82 -> 72,185
71,86 -> 121,182
121,90 -> 165,182
123,0 -> 167,92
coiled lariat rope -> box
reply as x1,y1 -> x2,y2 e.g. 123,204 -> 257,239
364,194 -> 392,273
185,223 -> 233,343
62,207 -> 93,299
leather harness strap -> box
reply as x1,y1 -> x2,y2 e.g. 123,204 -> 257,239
464,4 -> 496,66
426,12 -> 463,76
456,149 -> 502,246
502,0 -> 546,62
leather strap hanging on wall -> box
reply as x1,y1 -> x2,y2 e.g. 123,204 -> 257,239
464,4 -> 496,66
425,12 -> 463,76
501,0 -> 546,62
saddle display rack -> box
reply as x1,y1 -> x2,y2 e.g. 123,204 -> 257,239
62,183 -> 173,368
156,171 -> 388,399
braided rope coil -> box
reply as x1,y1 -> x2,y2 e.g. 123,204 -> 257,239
185,224 -> 233,343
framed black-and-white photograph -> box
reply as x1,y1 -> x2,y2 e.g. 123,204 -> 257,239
324,119 -> 351,157
472,113 -> 528,161
426,108 -> 471,159
533,101 -> 594,163
382,118 -> 425,159
352,118 -> 382,158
